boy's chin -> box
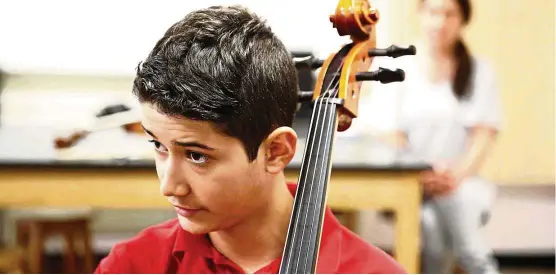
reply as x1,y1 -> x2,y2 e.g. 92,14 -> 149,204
177,215 -> 217,234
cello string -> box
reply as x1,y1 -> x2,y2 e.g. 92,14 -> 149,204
292,67 -> 342,271
302,55 -> 371,269
297,72 -> 340,271
286,88 -> 335,270
303,75 -> 340,270
283,83 -> 322,270
297,54 -> 368,270
285,57 -> 344,271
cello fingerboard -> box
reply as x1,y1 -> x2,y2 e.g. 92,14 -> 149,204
279,97 -> 339,274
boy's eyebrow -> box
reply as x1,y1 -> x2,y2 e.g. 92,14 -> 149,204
172,141 -> 215,151
141,125 -> 157,138
142,125 -> 215,151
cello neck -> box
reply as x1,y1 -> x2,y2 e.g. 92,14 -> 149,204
279,97 -> 340,274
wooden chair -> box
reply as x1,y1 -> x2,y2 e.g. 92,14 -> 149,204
15,209 -> 94,274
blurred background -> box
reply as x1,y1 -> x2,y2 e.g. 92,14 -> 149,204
0,0 -> 553,273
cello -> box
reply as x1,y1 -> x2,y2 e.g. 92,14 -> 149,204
53,104 -> 144,149
280,0 -> 415,273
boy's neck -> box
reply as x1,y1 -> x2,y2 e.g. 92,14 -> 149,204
208,175 -> 294,273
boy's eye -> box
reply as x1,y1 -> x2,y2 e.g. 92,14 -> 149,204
187,151 -> 207,164
148,140 -> 168,153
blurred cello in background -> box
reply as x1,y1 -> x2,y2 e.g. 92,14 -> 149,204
53,104 -> 143,149
280,0 -> 415,273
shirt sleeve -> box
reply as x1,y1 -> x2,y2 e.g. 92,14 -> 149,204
94,243 -> 133,274
461,58 -> 503,130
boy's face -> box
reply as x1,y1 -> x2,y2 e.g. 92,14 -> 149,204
140,103 -> 275,234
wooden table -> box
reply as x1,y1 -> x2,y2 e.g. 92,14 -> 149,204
0,159 -> 427,273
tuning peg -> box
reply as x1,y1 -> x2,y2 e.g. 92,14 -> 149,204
356,67 -> 405,84
298,91 -> 314,102
310,59 -> 324,69
293,56 -> 324,70
369,45 -> 416,58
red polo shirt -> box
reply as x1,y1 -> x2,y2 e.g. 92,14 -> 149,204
95,184 -> 405,274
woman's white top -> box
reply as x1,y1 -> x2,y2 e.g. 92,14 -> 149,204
358,54 -> 503,165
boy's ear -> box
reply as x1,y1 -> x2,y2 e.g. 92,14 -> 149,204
264,127 -> 297,174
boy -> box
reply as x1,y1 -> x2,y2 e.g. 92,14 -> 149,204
95,5 -> 405,274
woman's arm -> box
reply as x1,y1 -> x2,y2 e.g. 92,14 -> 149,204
425,125 -> 497,196
452,125 -> 499,181
453,59 -> 502,179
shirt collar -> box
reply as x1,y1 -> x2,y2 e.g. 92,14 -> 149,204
173,226 -> 212,258
172,182 -> 342,272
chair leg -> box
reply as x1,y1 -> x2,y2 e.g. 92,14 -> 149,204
15,224 -> 29,273
27,223 -> 44,274
10,248 -> 24,274
63,232 -> 78,274
82,225 -> 94,273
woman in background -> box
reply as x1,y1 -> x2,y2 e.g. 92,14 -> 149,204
377,0 -> 503,273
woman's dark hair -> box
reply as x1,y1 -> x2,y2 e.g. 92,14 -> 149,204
423,0 -> 474,100
453,0 -> 473,100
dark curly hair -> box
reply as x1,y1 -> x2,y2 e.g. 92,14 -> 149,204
133,5 -> 299,161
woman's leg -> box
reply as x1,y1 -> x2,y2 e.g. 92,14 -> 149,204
421,201 -> 454,273
433,177 -> 499,273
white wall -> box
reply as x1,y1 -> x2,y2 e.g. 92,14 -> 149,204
0,0 -> 397,132
0,0 -> 391,76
